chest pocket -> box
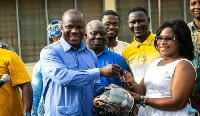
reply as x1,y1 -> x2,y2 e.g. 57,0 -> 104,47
53,46 -> 78,70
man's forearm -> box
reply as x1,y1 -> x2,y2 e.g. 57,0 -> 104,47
19,82 -> 33,113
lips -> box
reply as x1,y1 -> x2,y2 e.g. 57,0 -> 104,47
107,30 -> 116,35
159,46 -> 169,51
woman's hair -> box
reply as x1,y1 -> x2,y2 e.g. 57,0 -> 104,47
155,19 -> 194,61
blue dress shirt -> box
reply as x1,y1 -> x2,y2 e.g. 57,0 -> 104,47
40,37 -> 102,116
98,47 -> 128,87
31,61 -> 43,116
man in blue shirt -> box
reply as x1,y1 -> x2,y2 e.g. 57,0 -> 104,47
40,9 -> 121,116
31,20 -> 62,116
85,20 -> 128,87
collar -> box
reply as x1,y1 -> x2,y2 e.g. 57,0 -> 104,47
98,46 -> 109,57
133,31 -> 155,47
60,37 -> 86,52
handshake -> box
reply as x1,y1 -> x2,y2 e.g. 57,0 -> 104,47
99,64 -> 123,77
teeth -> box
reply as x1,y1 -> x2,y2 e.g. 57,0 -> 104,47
70,35 -> 79,38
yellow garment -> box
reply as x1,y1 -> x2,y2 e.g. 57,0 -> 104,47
0,48 -> 31,116
122,32 -> 161,84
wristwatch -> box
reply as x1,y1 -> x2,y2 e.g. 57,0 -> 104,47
23,112 -> 31,116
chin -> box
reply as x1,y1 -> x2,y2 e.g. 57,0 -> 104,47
196,16 -> 200,20
108,36 -> 116,40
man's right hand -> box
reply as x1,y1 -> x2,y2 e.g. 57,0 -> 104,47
100,64 -> 120,77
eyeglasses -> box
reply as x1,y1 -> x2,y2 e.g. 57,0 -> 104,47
155,36 -> 177,42
90,31 -> 107,37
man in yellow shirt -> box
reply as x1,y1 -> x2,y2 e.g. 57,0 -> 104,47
122,6 -> 161,84
0,49 -> 32,116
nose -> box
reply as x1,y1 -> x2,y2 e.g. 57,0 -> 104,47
160,39 -> 167,44
108,24 -> 115,29
134,22 -> 141,27
194,2 -> 200,8
71,28 -> 78,33
96,33 -> 104,39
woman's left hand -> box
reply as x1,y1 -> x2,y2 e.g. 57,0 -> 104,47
127,90 -> 141,104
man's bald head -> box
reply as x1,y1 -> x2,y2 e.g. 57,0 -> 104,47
62,9 -> 84,22
85,20 -> 107,55
86,20 -> 106,33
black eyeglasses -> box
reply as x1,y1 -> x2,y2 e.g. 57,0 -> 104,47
155,36 -> 177,42
89,31 -> 107,37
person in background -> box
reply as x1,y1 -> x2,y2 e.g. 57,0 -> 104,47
121,19 -> 195,116
40,9 -> 121,115
100,10 -> 129,55
0,49 -> 33,115
85,20 -> 128,87
122,6 -> 161,84
188,0 -> 200,112
31,20 -> 62,116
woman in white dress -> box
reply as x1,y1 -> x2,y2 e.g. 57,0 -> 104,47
121,19 -> 196,116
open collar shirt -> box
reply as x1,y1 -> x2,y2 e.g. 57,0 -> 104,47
40,37 -> 102,116
98,46 -> 128,87
122,31 -> 161,84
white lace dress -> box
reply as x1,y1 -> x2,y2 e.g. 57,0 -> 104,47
138,58 -> 195,116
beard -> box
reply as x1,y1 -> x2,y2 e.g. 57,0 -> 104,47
107,35 -> 117,41
196,16 -> 200,21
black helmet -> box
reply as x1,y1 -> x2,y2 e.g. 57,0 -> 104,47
93,84 -> 134,116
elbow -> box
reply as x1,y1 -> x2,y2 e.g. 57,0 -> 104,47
173,99 -> 188,110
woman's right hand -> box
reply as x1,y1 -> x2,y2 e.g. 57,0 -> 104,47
120,70 -> 135,88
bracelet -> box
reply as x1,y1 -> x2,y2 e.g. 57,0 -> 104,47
140,95 -> 148,107
127,78 -> 135,88
23,112 -> 31,116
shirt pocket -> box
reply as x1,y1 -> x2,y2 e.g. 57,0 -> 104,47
57,104 -> 78,115
86,61 -> 96,69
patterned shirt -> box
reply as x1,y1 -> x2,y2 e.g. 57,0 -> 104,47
188,21 -> 200,93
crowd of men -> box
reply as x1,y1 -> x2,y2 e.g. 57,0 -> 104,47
0,0 -> 200,115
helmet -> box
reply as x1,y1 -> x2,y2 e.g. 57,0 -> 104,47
93,84 -> 134,116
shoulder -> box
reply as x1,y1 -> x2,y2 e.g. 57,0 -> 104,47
0,48 -> 18,59
85,47 -> 98,59
117,40 -> 130,46
174,59 -> 195,76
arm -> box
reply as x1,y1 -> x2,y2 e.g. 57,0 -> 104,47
31,62 -> 43,116
19,82 -> 33,114
146,61 -> 195,110
40,47 -> 100,86
128,61 -> 195,110
121,70 -> 146,95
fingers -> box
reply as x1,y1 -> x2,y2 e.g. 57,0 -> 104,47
107,64 -> 120,77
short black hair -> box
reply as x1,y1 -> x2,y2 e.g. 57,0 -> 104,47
128,6 -> 148,17
99,10 -> 120,22
155,19 -> 194,61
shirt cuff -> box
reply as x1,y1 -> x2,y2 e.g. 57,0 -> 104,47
87,68 -> 100,83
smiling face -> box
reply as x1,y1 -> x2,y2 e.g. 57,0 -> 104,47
157,27 -> 180,57
86,21 -> 107,55
61,13 -> 85,50
127,11 -> 149,40
101,15 -> 120,40
190,0 -> 200,20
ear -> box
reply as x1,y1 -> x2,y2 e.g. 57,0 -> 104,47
85,33 -> 87,39
60,24 -> 63,31
49,38 -> 54,44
